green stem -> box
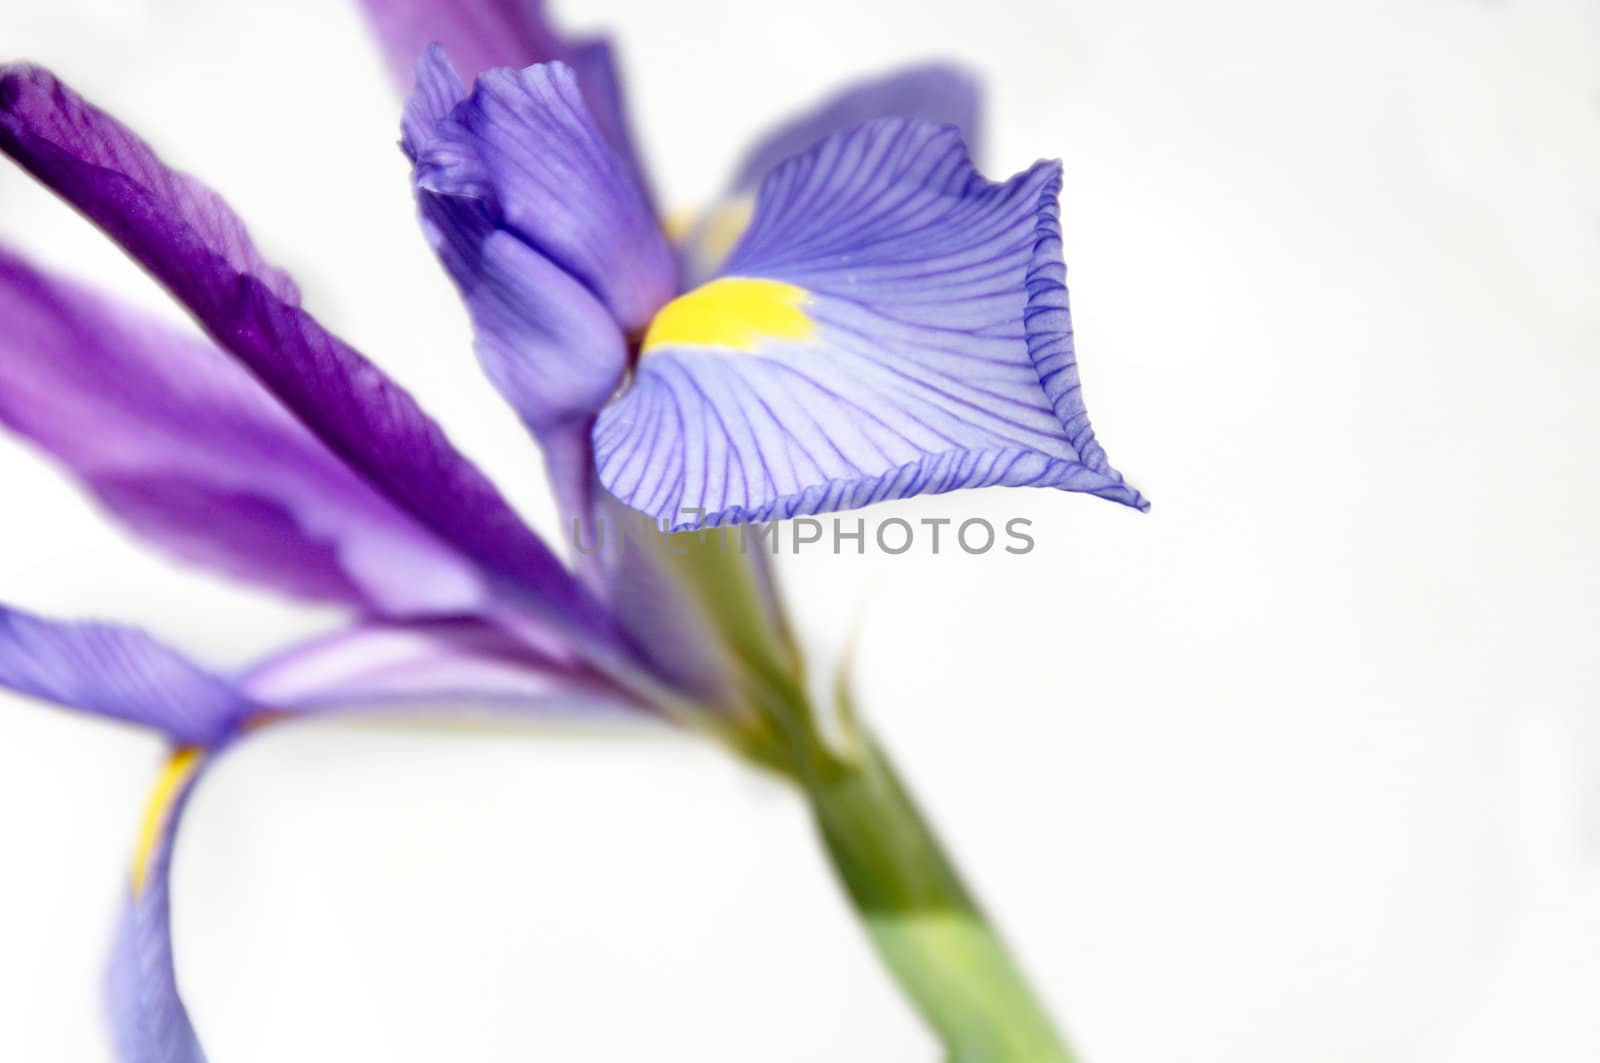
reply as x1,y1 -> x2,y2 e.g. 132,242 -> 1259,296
646,524 -> 1071,1057
800,732 -> 1077,1062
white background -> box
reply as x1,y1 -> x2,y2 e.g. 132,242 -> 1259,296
1,0 -> 1596,1059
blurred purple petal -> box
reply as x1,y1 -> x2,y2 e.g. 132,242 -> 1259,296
401,40 -> 470,154
568,36 -> 653,202
240,618 -> 639,716
356,0 -> 568,88
0,64 -> 613,645
0,245 -> 487,615
729,63 -> 983,192
597,119 -> 1146,528
0,604 -> 247,745
586,492 -> 741,706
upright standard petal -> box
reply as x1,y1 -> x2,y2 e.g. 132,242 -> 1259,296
0,64 -> 611,644
0,605 -> 248,745
107,749 -> 210,1063
0,246 -> 487,615
596,119 -> 1147,529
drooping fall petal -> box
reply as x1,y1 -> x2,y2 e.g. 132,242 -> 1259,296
596,119 -> 1146,528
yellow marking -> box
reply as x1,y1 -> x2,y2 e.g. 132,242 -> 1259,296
131,747 -> 204,897
640,277 -> 815,355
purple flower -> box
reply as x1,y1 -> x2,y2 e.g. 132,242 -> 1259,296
1,1 -> 1142,1057
402,43 -> 1145,532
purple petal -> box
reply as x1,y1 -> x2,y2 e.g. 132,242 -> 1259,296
239,618 -> 639,716
107,750 -> 210,1063
86,615 -> 638,1060
586,492 -> 741,706
415,190 -> 628,434
0,604 -> 247,745
0,72 -> 297,303
98,615 -> 639,1057
729,63 -> 983,192
568,36 -> 654,203
0,602 -> 638,1063
404,48 -> 627,545
677,65 -> 982,282
364,1 -> 650,195
356,0 -> 569,88
403,49 -> 668,545
413,60 -> 675,334
596,119 -> 1146,529
0,64 -> 613,645
0,245 -> 488,615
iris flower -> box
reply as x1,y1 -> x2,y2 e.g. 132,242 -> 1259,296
0,1 -> 1143,1059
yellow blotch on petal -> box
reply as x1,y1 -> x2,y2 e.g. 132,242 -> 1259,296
640,276 -> 815,355
131,747 -> 204,897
